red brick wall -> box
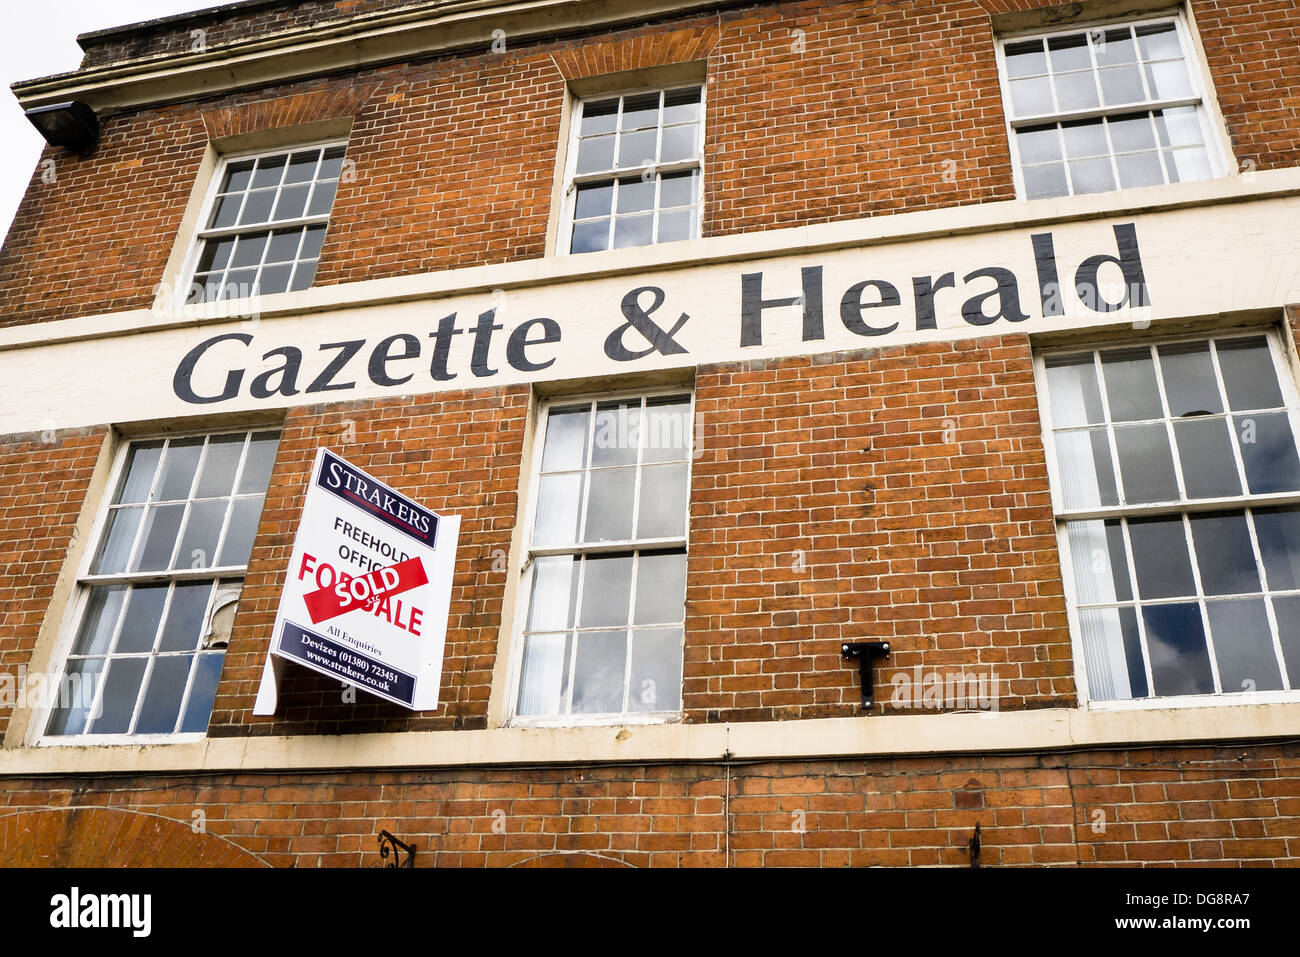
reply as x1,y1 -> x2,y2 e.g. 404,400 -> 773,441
685,335 -> 1072,722
3,743 -> 1296,866
0,428 -> 106,742
5,0 -> 1299,327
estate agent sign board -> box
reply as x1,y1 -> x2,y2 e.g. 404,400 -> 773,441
253,449 -> 459,713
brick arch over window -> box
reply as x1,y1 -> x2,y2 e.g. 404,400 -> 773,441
549,25 -> 720,80
201,83 -> 380,140
0,807 -> 270,867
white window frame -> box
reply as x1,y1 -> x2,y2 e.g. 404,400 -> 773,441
994,11 -> 1229,201
31,428 -> 280,746
174,139 -> 349,307
557,83 -> 707,256
1034,327 -> 1300,711
505,387 -> 695,727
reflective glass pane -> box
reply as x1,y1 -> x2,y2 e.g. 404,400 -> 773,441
634,550 -> 687,625
237,431 -> 279,494
1116,152 -> 1164,188
306,180 -> 338,217
616,178 -> 655,215
1010,76 -> 1053,117
576,135 -> 615,174
659,170 -> 697,208
1004,39 -> 1047,78
1068,157 -> 1116,194
580,98 -> 619,137
217,496 -> 264,567
533,473 -> 582,547
1062,121 -> 1108,159
1236,412 -> 1300,495
88,657 -> 148,734
1055,428 -> 1119,509
542,407 -> 590,472
613,214 -> 653,248
637,464 -> 688,539
1099,65 -> 1145,105
1078,606 -> 1147,700
660,124 -> 697,162
93,506 -> 144,574
1048,34 -> 1091,72
516,632 -> 569,716
179,652 -> 224,733
1114,423 -> 1179,504
1217,338 -> 1283,411
71,585 -> 127,656
591,404 -> 640,467
133,504 -> 185,571
574,183 -> 613,220
620,93 -> 660,130
116,584 -> 168,653
221,159 -> 254,192
571,630 -> 627,714
578,553 -> 634,628
1136,23 -> 1181,62
1055,71 -> 1101,112
1145,60 -> 1192,99
1023,163 -> 1069,199
584,468 -> 636,542
1046,354 -> 1105,427
1143,602 -> 1214,696
662,87 -> 701,125
1273,595 -> 1300,688
1109,113 -> 1157,152
1253,507 -> 1300,591
44,658 -> 106,736
643,397 -> 691,463
1158,341 -> 1223,416
1094,28 -> 1137,66
156,438 -> 204,501
527,556 -> 578,632
1206,599 -> 1282,693
195,434 -> 245,498
1172,419 -> 1240,499
175,499 -> 229,570
284,150 -> 320,184
133,654 -> 193,734
118,442 -> 163,503
571,219 -> 610,254
658,209 -> 695,243
628,627 -> 682,712
158,581 -> 213,652
1128,516 -> 1195,598
1189,512 -> 1261,596
1066,519 -> 1132,604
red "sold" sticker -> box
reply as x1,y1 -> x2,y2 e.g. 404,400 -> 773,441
302,556 -> 428,624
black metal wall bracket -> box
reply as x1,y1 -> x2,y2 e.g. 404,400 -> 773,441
841,641 -> 891,708
377,830 -> 417,868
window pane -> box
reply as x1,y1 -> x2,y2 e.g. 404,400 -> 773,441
643,397 -> 691,463
307,180 -> 338,217
1253,507 -> 1300,591
89,657 -> 148,734
265,228 -> 304,264
1116,152 -> 1163,188
217,495 -> 265,567
516,632 -> 570,716
45,658 -> 105,736
658,209 -> 695,243
616,177 -> 655,215
584,468 -> 636,542
637,464 -> 688,539
71,585 -> 127,656
527,556 -> 578,632
533,473 -> 582,547
284,150 -> 320,183
1273,595 -> 1300,688
1095,28 -> 1137,66
1078,606 -> 1147,700
1114,423 -> 1179,503
158,581 -> 213,652
613,214 -> 654,248
659,170 -> 697,208
580,98 -> 618,137
1062,121 -> 1108,159
1069,157 -> 1116,194
273,183 -> 310,220
318,147 -> 346,180
571,630 -> 627,714
1128,516 -> 1195,599
634,550 -> 687,625
1188,512 -> 1261,596
1109,113 -> 1157,152
134,655 -> 194,734
115,584 -> 168,653
571,219 -> 610,254
1236,412 -> 1300,495
176,499 -> 229,569
578,553 -> 633,628
257,264 -> 293,296
1056,428 -> 1119,509
1066,520 -> 1132,604
1136,23 -> 1180,61
1163,147 -> 1212,184
195,434 -> 245,499
574,183 -> 613,220
93,506 -> 144,574
1009,76 -> 1053,116
541,407 -> 590,472
1045,355 -> 1105,426
576,135 -> 615,174
118,442 -> 163,503
1004,39 -> 1047,78
238,188 -> 276,225
1016,125 -> 1061,165
1099,65 -> 1145,105
237,431 -> 279,494
179,652 -> 225,733
251,154 -> 286,188
1155,106 -> 1203,148
156,438 -> 204,501
221,159 -> 254,192
1145,60 -> 1192,99
620,93 -> 660,130
1022,163 -> 1069,199
134,504 -> 185,571
592,403 -> 640,467
1217,338 -> 1284,411
660,124 -> 697,163
1158,341 -> 1223,416
1206,599 -> 1282,693
1172,419 -> 1241,499
1055,71 -> 1101,112
628,627 -> 682,712
1143,602 -> 1214,696
662,87 -> 701,125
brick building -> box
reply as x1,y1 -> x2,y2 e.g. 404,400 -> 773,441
0,0 -> 1298,868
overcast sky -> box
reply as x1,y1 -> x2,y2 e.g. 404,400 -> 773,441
0,2 -> 221,244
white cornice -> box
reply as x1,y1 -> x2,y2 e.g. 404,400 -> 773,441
11,0 -> 729,113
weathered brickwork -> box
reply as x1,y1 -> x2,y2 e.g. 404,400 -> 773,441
2,744 -> 1297,867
